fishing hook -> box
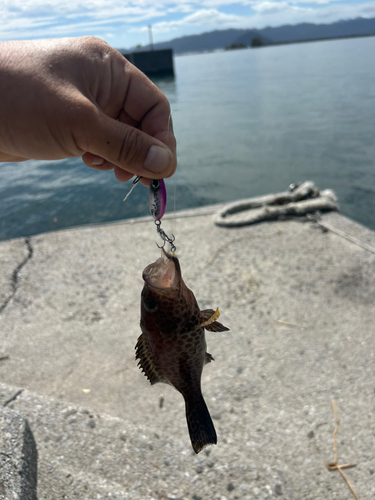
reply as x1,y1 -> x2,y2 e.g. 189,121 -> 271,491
154,219 -> 176,255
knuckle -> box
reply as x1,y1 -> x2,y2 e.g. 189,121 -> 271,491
117,127 -> 143,166
81,36 -> 110,50
79,36 -> 112,62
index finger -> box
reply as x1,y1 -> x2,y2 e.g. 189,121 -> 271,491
120,62 -> 176,158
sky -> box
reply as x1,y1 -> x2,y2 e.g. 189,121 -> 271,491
1,0 -> 375,49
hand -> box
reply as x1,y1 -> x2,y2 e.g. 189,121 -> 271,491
0,37 -> 177,183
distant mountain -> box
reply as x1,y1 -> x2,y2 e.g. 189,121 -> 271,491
124,29 -> 266,54
122,16 -> 375,55
241,17 -> 375,44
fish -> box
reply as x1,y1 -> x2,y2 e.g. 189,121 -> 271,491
135,248 -> 229,453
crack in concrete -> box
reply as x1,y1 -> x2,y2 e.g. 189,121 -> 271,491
0,237 -> 33,314
3,389 -> 23,407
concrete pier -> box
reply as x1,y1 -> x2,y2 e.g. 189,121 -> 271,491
121,48 -> 174,77
0,207 -> 374,499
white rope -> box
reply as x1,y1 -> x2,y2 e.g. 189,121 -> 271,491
214,181 -> 338,228
213,181 -> 375,255
315,219 -> 375,255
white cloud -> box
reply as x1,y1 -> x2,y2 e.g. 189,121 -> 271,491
130,8 -> 251,34
171,8 -> 246,27
253,1 -> 292,13
0,0 -> 374,46
0,2 -> 167,40
251,0 -> 375,25
166,4 -> 196,14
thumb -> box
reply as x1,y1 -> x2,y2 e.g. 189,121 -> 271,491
82,112 -> 176,178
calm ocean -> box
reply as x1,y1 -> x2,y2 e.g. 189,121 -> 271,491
1,36 -> 374,241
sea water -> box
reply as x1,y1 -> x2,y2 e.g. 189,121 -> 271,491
1,36 -> 374,240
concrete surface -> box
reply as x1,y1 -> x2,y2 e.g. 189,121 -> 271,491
0,407 -> 37,500
0,208 -> 375,499
0,238 -> 30,316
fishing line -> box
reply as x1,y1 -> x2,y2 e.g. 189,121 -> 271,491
173,178 -> 176,236
168,111 -> 177,245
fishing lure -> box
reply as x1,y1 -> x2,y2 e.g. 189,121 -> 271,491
148,179 -> 167,221
148,178 -> 176,254
123,176 -> 176,253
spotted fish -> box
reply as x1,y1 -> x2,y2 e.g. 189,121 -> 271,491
135,248 -> 229,453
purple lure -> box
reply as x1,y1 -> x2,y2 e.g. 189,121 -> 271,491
149,179 -> 167,221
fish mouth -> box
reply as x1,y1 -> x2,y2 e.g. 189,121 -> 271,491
143,248 -> 180,290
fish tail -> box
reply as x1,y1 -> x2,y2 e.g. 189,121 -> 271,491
185,394 -> 217,454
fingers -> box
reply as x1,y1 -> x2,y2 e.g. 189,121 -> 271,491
82,110 -> 176,180
121,62 -> 177,157
81,153 -> 114,171
79,53 -> 177,182
81,154 -> 133,183
0,151 -> 28,162
113,166 -> 134,183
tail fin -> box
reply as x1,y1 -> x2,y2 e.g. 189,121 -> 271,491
185,395 -> 217,454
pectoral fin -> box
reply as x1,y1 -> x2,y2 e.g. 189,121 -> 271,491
205,352 -> 215,364
135,333 -> 165,385
200,309 -> 230,332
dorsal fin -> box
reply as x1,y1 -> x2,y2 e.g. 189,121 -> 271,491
200,309 -> 230,332
135,333 -> 165,385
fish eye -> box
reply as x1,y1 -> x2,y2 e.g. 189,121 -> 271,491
143,296 -> 158,312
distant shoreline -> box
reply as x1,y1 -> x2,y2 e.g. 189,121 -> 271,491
175,32 -> 375,57
264,31 -> 375,47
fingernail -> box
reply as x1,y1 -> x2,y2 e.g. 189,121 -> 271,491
144,145 -> 170,174
91,156 -> 104,166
